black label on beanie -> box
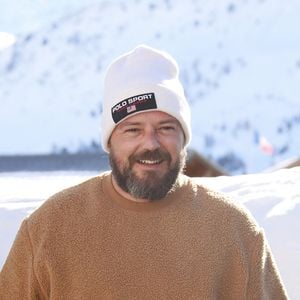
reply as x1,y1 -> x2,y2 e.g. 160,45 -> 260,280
111,92 -> 157,123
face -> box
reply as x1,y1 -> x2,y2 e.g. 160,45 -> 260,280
108,111 -> 186,201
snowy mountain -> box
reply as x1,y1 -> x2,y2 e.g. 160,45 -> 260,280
1,0 -> 300,174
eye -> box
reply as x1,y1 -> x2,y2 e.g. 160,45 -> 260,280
124,127 -> 140,133
160,125 -> 176,132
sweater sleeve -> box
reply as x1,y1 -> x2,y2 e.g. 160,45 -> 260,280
247,230 -> 289,300
0,219 -> 43,299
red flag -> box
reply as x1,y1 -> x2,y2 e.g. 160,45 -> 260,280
259,136 -> 274,156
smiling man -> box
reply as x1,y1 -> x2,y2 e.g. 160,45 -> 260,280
0,45 -> 288,299
109,111 -> 186,202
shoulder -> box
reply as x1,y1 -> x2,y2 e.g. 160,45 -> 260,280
26,172 -> 110,230
181,174 -> 261,235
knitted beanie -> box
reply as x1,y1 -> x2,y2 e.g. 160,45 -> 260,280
101,45 -> 191,152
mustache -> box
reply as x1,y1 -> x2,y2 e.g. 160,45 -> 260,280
129,149 -> 171,164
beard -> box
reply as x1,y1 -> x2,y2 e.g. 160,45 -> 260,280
109,148 -> 186,201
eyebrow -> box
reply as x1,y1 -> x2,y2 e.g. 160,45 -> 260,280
118,118 -> 179,128
117,121 -> 141,129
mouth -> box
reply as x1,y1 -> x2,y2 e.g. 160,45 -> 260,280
130,149 -> 171,170
137,159 -> 163,165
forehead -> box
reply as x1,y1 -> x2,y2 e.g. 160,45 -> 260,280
117,111 -> 180,127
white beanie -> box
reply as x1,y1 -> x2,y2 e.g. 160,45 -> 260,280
101,45 -> 191,152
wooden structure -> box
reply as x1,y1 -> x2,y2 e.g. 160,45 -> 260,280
184,148 -> 229,177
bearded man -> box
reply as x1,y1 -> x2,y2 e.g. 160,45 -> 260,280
0,45 -> 288,299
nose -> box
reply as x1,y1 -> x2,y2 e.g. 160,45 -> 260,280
142,129 -> 160,151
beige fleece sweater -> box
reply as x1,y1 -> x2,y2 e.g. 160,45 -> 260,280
0,172 -> 288,299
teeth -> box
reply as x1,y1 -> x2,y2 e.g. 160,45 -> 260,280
139,160 -> 161,165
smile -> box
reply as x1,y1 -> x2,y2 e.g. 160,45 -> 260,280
138,159 -> 162,165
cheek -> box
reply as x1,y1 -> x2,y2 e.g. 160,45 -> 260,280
162,131 -> 185,152
110,134 -> 138,153
166,135 -> 185,152
110,142 -> 135,168
161,143 -> 183,165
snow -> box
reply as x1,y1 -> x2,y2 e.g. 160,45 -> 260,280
0,168 -> 299,298
1,0 -> 300,174
0,32 -> 16,50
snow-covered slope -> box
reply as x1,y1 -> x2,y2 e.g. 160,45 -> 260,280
1,0 -> 300,174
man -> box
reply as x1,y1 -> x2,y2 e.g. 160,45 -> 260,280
0,45 -> 288,299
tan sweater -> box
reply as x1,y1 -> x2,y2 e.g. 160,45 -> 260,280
0,172 -> 288,299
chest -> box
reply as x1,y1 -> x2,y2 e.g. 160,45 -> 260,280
35,209 -> 248,299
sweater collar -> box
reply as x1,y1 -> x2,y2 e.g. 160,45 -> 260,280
102,171 -> 190,212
